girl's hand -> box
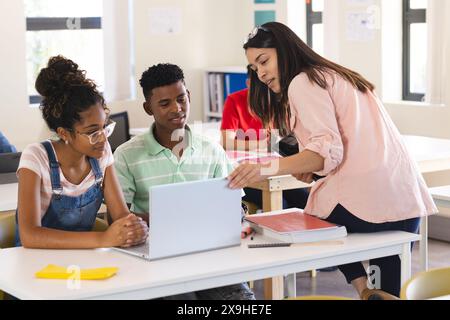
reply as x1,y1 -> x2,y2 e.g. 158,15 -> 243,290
293,173 -> 315,184
102,214 -> 148,248
228,162 -> 267,189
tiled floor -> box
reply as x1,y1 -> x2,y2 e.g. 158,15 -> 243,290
251,239 -> 450,300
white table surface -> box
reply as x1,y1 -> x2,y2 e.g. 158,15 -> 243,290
429,185 -> 450,218
429,294 -> 450,300
429,185 -> 450,202
0,231 -> 419,300
402,135 -> 450,173
0,183 -> 18,212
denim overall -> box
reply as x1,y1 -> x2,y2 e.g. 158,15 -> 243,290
15,141 -> 104,246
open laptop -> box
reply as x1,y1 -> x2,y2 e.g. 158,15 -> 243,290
113,178 -> 242,260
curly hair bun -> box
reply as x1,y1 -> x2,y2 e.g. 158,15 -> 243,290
36,55 -> 105,132
35,55 -> 88,98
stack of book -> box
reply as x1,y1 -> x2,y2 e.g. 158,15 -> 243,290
245,209 -> 347,243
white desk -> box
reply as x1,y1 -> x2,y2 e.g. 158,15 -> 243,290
403,135 -> 450,174
429,185 -> 450,208
125,132 -> 450,291
428,186 -> 450,243
429,295 -> 450,300
0,232 -> 419,300
403,136 -> 450,273
0,183 -> 18,212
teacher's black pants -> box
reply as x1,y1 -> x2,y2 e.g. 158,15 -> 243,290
325,204 -> 420,297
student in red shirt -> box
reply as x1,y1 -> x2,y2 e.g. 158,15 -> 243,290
221,87 -> 267,151
220,74 -> 308,210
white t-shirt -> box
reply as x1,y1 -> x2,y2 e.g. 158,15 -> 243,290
17,141 -> 114,218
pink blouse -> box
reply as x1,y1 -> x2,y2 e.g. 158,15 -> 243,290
288,72 -> 437,223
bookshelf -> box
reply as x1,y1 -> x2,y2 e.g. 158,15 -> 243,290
203,66 -> 247,122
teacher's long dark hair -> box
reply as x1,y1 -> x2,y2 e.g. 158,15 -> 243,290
243,22 -> 375,136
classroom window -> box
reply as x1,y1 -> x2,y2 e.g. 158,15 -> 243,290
25,0 -> 104,105
306,0 -> 323,56
403,0 -> 427,102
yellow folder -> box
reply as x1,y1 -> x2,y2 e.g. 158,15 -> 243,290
35,264 -> 118,280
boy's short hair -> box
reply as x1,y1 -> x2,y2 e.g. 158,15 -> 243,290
139,63 -> 185,100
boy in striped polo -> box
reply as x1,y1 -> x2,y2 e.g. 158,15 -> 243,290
114,63 -> 255,300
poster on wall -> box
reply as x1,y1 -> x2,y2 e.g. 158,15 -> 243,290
346,12 -> 375,42
149,7 -> 182,35
255,10 -> 276,26
347,0 -> 374,6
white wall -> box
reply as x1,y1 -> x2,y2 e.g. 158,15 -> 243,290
324,0 -> 382,99
2,0 -> 450,151
322,0 -> 450,139
0,0 -> 256,150
0,0 -> 51,150
103,0 -> 256,136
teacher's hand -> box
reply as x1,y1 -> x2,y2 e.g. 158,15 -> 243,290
228,162 -> 267,189
293,173 -> 315,184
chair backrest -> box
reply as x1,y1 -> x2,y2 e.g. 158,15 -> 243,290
0,213 -> 16,249
108,112 -> 131,152
0,152 -> 21,184
401,267 -> 450,300
92,218 -> 109,232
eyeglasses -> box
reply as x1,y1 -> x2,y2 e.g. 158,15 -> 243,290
243,26 -> 269,46
69,120 -> 116,145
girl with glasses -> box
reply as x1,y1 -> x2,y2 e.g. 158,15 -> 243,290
229,22 -> 436,299
16,56 -> 148,249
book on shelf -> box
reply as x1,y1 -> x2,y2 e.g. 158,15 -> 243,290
208,73 -> 218,113
245,209 -> 347,243
206,70 -> 248,117
224,73 -> 248,98
216,73 -> 225,114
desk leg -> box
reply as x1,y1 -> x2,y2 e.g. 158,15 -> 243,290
285,273 -> 297,298
401,243 -> 412,286
262,190 -> 285,300
262,190 -> 283,212
263,276 -> 284,300
419,216 -> 428,271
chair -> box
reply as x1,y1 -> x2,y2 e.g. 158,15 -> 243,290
0,213 -> 16,249
242,200 -> 259,215
108,112 -> 131,152
92,217 -> 109,232
0,152 -> 21,184
401,267 -> 450,300
0,213 -> 16,300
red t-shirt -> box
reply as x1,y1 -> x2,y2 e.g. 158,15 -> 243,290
220,88 -> 266,140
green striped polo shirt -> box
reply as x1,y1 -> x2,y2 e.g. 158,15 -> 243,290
114,124 -> 234,214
